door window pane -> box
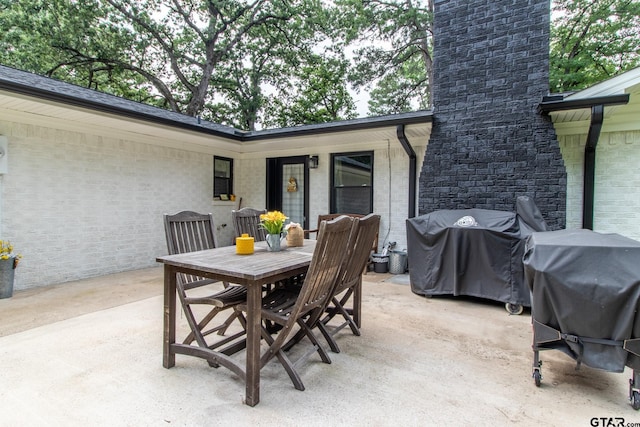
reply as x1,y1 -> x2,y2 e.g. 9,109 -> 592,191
331,152 -> 373,215
282,163 -> 304,225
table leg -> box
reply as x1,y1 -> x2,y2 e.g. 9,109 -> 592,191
245,283 -> 261,406
163,264 -> 176,368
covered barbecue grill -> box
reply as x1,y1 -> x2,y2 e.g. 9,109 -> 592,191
523,229 -> 640,408
406,196 -> 548,314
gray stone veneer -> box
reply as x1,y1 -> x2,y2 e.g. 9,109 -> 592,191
421,0 -> 566,229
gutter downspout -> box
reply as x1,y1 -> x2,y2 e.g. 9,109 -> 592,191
582,104 -> 604,230
396,125 -> 417,218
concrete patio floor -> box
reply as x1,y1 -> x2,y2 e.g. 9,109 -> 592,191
0,267 -> 637,426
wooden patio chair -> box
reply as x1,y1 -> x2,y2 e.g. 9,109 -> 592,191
237,215 -> 356,391
306,213 -> 379,271
231,207 -> 267,242
163,211 -> 247,360
318,213 -> 381,353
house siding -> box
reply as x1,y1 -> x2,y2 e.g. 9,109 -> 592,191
559,130 -> 640,240
0,119 -> 231,290
374,145 -> 424,252
236,143 -> 426,254
0,109 -> 422,290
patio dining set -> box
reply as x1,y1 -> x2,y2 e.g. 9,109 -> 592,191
156,209 -> 380,406
157,203 -> 640,410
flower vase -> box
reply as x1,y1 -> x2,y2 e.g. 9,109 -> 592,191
266,232 -> 286,252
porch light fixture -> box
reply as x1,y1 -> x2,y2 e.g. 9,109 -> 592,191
309,155 -> 319,169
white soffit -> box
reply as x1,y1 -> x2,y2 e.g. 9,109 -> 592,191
240,122 -> 431,154
1,89 -> 432,154
0,90 -> 241,155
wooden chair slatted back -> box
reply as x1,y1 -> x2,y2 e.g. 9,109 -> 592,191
232,207 -> 267,242
316,213 -> 378,253
290,215 -> 356,321
337,213 -> 381,292
258,216 -> 357,385
314,214 -> 380,351
163,211 -> 218,287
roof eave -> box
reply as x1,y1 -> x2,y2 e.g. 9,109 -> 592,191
0,68 -> 432,142
0,79 -> 241,140
239,111 -> 434,141
538,94 -> 630,114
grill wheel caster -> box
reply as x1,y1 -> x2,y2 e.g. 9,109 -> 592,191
630,375 -> 640,410
505,303 -> 524,315
632,391 -> 640,410
533,370 -> 542,387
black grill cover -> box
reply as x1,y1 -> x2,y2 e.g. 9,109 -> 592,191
406,196 -> 548,307
523,229 -> 640,372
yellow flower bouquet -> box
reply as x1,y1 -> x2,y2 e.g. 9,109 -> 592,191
260,211 -> 288,235
0,240 -> 21,268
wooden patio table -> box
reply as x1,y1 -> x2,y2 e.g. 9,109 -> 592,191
156,239 -> 316,407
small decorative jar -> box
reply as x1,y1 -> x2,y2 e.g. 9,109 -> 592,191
236,233 -> 255,255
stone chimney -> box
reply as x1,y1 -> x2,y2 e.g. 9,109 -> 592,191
421,0 -> 566,229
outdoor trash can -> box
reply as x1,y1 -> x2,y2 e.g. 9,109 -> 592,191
389,250 -> 407,274
371,253 -> 389,273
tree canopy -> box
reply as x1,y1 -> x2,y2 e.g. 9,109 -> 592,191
0,0 -> 356,130
550,0 -> 640,93
0,0 -> 638,126
331,0 -> 434,114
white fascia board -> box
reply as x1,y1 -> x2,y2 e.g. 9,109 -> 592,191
566,67 -> 640,99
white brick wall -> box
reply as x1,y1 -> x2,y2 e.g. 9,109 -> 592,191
234,157 -> 267,213
307,154 -> 330,231
375,145 -> 409,252
0,110 -> 426,291
235,144 -> 424,254
0,120 -> 221,290
558,134 -> 585,231
559,130 -> 640,241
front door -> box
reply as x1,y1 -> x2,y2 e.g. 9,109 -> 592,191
266,156 -> 310,230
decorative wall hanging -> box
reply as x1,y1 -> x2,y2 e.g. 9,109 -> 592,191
287,176 -> 298,192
